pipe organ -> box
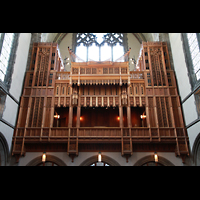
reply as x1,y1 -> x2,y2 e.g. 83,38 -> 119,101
12,42 -> 189,163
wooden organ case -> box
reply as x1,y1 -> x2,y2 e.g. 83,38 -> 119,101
12,42 -> 189,163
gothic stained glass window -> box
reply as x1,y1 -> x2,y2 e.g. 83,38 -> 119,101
0,33 -> 15,82
75,33 -> 125,62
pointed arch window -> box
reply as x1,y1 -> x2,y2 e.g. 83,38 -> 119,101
0,33 -> 15,82
0,33 -> 19,119
74,33 -> 126,62
186,33 -> 200,81
182,33 -> 200,88
182,33 -> 200,117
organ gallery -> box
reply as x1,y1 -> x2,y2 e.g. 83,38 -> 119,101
12,41 -> 189,164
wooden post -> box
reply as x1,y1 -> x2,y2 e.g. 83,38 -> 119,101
68,106 -> 73,128
119,106 -> 123,128
76,106 -> 81,128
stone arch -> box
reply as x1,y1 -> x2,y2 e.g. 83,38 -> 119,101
134,155 -> 175,166
192,132 -> 200,165
26,154 -> 67,166
41,33 -> 171,45
79,154 -> 120,166
0,132 -> 9,166
41,33 -> 150,45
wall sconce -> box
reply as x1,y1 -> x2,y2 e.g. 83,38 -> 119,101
80,117 -> 83,121
154,152 -> 158,163
140,114 -> 146,119
54,114 -> 60,119
98,152 -> 102,162
117,116 -> 120,121
42,152 -> 46,162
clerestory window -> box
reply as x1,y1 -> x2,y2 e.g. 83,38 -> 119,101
182,33 -> 200,88
186,33 -> 200,81
182,33 -> 200,117
0,33 -> 15,82
74,33 -> 125,62
0,33 -> 19,118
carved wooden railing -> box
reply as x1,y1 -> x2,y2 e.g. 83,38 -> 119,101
14,127 -> 187,142
78,127 -> 121,137
13,126 -> 188,159
56,72 -> 70,80
130,71 -> 144,79
55,71 -> 144,80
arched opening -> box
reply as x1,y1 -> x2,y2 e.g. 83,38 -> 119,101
141,161 -> 164,166
134,155 -> 175,166
90,161 -> 110,166
37,161 -> 59,166
26,154 -> 67,166
75,33 -> 125,62
192,132 -> 200,165
79,154 -> 120,166
0,132 -> 9,166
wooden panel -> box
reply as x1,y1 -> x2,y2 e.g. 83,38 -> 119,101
44,97 -> 52,127
148,97 -> 156,127
171,97 -> 181,127
80,107 -> 119,127
146,88 -> 153,95
19,97 -> 29,127
47,88 -> 54,96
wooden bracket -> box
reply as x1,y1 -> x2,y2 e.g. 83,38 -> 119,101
123,154 -> 131,163
14,154 -> 21,163
180,154 -> 187,164
69,154 -> 77,162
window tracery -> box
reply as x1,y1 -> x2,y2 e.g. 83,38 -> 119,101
74,33 -> 126,62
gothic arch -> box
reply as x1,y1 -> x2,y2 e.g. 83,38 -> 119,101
133,155 -> 175,166
0,132 -> 9,166
26,154 -> 67,166
132,33 -> 147,43
53,33 -> 68,44
192,132 -> 200,165
42,33 -> 149,45
79,154 -> 120,166
41,33 -> 170,45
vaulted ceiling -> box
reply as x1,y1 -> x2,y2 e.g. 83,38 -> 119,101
41,33 -> 156,45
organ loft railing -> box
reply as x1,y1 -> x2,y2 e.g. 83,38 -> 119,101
12,42 -> 189,163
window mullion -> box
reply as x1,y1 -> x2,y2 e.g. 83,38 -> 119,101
196,33 -> 200,51
111,45 -> 113,62
0,33 -> 5,56
86,45 -> 88,62
99,45 -> 101,61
